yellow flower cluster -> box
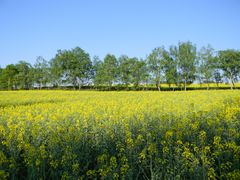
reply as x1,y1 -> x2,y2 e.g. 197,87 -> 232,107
0,90 -> 239,179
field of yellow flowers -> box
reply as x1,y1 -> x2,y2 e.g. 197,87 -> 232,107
0,90 -> 240,179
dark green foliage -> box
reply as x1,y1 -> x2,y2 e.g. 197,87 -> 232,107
0,64 -> 18,90
176,42 -> 197,91
119,56 -> 148,88
94,54 -> 118,89
33,56 -> 50,89
15,61 -> 34,89
198,45 -> 216,90
218,50 -> 240,89
163,51 -> 178,89
50,47 -> 93,89
147,47 -> 167,91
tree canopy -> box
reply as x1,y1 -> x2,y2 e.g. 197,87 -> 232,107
0,42 -> 239,90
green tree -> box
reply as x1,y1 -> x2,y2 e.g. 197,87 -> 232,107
147,47 -> 167,91
49,50 -> 66,87
163,50 -> 177,90
218,50 -> 240,89
50,47 -> 92,89
93,62 -> 104,87
213,70 -> 222,87
101,54 -> 118,88
177,41 -> 197,91
118,56 -> 148,89
169,46 -> 182,88
131,58 -> 148,88
198,45 -> 216,90
118,55 -> 131,87
69,47 -> 93,89
92,56 -> 103,87
0,64 -> 18,90
15,61 -> 33,89
33,56 -> 50,89
210,56 -> 223,87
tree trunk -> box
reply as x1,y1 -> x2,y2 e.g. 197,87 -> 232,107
207,83 -> 209,90
230,79 -> 235,90
199,79 -> 202,87
184,79 -> 187,91
229,75 -> 233,90
229,73 -> 234,90
8,78 -> 11,90
156,83 -> 161,91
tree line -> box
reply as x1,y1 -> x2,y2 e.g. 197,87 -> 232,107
0,41 -> 239,91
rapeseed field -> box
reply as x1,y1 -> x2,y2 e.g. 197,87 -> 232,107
0,90 -> 239,179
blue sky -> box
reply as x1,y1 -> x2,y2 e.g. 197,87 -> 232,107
0,0 -> 239,67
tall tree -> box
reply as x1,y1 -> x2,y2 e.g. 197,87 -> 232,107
34,56 -> 50,89
0,64 -> 18,90
119,55 -> 130,86
218,50 -> 240,89
147,47 -> 167,91
15,61 -> 33,89
119,55 -> 136,87
131,58 -> 148,88
198,45 -> 216,90
49,50 -> 66,87
118,56 -> 148,88
213,70 -> 222,87
169,46 -> 182,88
50,47 -> 92,89
177,41 -> 197,91
70,47 -> 93,89
92,56 -> 101,74
92,56 -> 103,87
210,56 -> 223,87
101,54 -> 118,88
163,51 -> 178,90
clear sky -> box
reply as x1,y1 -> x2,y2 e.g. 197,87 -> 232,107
0,0 -> 239,67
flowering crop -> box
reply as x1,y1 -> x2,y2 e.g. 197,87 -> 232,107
0,90 -> 239,179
